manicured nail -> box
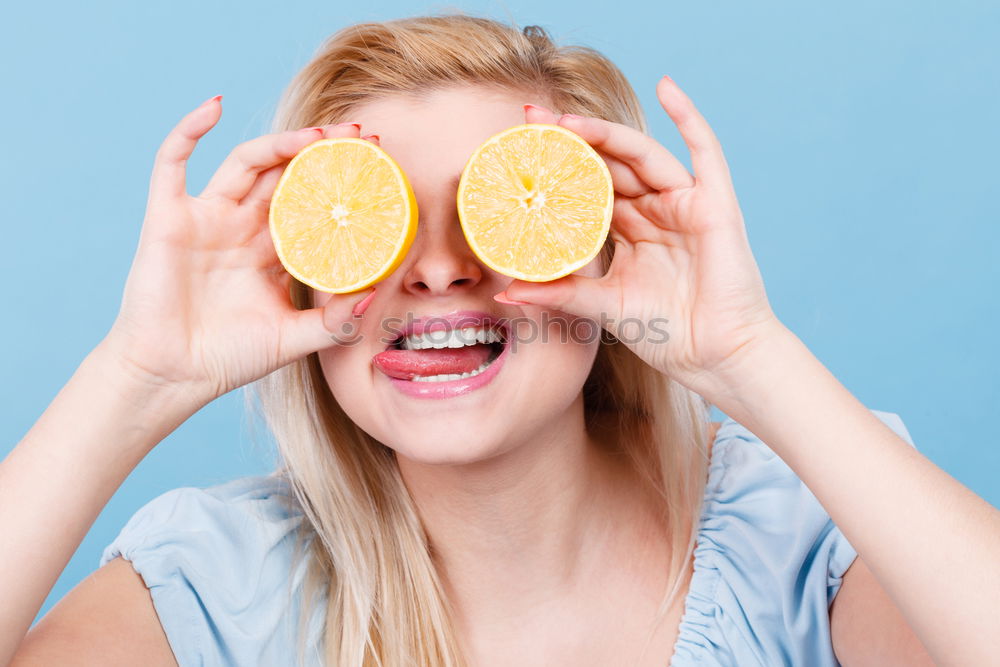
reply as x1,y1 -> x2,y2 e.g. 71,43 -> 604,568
493,292 -> 530,306
336,122 -> 362,130
300,126 -> 324,133
523,103 -> 550,114
361,134 -> 380,143
200,94 -> 223,108
351,288 -> 377,317
662,74 -> 674,83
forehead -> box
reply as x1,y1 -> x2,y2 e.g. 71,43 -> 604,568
348,86 -> 549,190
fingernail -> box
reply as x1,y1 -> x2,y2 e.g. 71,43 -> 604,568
200,94 -> 222,108
300,126 -> 324,133
336,122 -> 362,130
662,74 -> 674,83
493,292 -> 530,306
523,103 -> 549,114
351,288 -> 377,317
361,134 -> 380,143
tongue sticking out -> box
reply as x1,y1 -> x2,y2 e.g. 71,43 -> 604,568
372,344 -> 495,380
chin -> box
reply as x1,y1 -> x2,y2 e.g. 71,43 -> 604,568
371,409 -> 523,467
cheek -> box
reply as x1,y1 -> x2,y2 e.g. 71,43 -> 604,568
509,308 -> 601,390
316,345 -> 374,421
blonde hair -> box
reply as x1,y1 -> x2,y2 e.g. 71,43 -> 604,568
247,14 -> 712,666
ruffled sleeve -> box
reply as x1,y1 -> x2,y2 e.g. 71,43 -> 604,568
99,474 -> 325,667
669,409 -> 918,667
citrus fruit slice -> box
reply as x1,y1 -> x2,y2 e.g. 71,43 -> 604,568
456,123 -> 613,282
269,138 -> 417,294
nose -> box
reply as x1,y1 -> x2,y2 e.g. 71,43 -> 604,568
400,216 -> 483,297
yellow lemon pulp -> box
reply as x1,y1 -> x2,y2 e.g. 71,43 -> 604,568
456,123 -> 613,282
269,138 -> 417,294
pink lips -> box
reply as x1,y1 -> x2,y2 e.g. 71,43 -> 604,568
372,310 -> 509,399
395,310 -> 504,337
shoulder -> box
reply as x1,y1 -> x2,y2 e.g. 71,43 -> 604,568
670,409 -> 916,666
100,474 -> 307,595
102,474 -> 302,556
99,474 -> 325,666
702,408 -> 915,587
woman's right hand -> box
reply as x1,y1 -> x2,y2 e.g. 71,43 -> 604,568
101,95 -> 371,407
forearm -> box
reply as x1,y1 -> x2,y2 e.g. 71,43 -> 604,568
0,339 -> 203,664
707,323 -> 1000,666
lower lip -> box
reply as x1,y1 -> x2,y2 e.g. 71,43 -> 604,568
385,343 -> 509,399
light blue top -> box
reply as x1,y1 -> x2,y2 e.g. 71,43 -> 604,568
100,409 -> 916,666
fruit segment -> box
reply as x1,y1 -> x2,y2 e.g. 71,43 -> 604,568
457,123 -> 613,282
269,138 -> 417,294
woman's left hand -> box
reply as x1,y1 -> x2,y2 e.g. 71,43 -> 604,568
502,76 -> 785,397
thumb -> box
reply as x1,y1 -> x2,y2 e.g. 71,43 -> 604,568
498,275 -> 613,322
280,287 -> 376,360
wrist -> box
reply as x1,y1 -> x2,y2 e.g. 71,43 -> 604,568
89,336 -> 211,426
692,319 -> 806,417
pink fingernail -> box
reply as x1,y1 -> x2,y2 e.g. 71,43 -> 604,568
336,122 -> 362,130
200,94 -> 223,108
493,292 -> 530,306
361,134 -> 380,143
351,288 -> 377,317
300,126 -> 324,133
524,103 -> 548,114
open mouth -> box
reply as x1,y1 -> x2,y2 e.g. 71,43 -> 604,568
372,321 -> 509,384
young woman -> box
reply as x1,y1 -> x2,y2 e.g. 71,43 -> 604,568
3,14 -> 997,667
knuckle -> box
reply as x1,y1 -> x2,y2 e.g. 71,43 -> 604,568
154,146 -> 182,170
636,143 -> 655,168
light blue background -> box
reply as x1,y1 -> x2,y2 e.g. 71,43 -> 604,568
2,0 -> 997,625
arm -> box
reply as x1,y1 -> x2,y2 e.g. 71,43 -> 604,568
11,557 -> 176,666
831,556 -> 935,666
0,341 -> 200,665
1,96 -> 372,664
711,322 -> 1000,666
509,79 -> 998,665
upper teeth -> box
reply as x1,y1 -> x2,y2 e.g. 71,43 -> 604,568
401,326 -> 503,350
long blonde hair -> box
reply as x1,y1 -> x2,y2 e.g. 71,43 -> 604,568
247,14 -> 712,666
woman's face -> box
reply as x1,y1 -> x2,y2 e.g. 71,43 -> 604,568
312,86 -> 602,465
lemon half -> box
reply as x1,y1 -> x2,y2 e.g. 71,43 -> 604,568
269,138 -> 418,294
456,123 -> 613,282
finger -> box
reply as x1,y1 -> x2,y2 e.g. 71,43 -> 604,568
200,127 -> 324,202
612,196 -> 658,240
279,287 -> 377,359
239,122 -> 364,210
524,104 -> 649,197
599,150 -> 651,198
557,113 -> 693,193
149,95 -> 223,204
239,163 -> 284,212
612,196 -> 690,247
498,274 -> 615,325
524,103 -> 560,124
655,75 -> 733,192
